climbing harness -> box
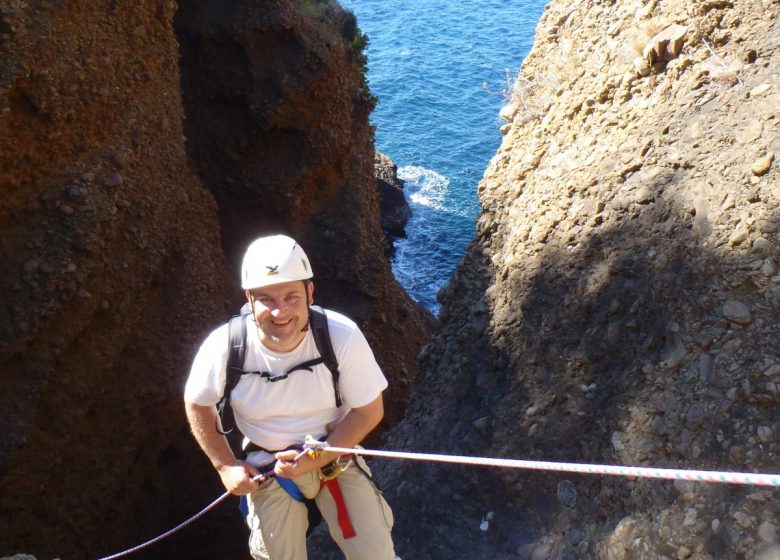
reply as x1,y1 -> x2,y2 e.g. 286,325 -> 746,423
95,443 -> 361,560
95,438 -> 780,559
242,445 -> 357,539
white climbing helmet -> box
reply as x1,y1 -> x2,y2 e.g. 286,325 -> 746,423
241,235 -> 313,290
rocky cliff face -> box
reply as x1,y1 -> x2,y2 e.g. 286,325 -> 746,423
0,1 -> 429,558
374,0 -> 779,559
0,2 -> 228,557
375,151 -> 411,252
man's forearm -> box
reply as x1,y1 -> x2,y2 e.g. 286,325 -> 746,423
314,394 -> 384,468
185,401 -> 237,469
328,396 -> 384,449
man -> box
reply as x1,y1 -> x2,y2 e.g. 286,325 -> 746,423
184,234 -> 396,559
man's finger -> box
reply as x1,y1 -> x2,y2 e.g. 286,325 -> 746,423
275,449 -> 299,461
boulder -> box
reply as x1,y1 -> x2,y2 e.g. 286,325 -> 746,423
375,151 -> 412,247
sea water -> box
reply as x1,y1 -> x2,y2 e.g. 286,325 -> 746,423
339,0 -> 548,313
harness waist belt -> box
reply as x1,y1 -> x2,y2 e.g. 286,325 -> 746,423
245,442 -> 300,455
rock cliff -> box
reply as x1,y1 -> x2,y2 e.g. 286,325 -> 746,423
375,151 -> 411,253
374,0 -> 779,559
0,1 -> 429,558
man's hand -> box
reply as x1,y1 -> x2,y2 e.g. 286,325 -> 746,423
272,396 -> 385,479
218,460 -> 265,495
186,402 -> 265,494
273,449 -> 321,479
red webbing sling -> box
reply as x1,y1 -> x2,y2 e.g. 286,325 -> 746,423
320,477 -> 356,539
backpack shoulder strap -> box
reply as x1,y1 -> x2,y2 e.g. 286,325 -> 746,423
309,305 -> 342,408
216,311 -> 249,435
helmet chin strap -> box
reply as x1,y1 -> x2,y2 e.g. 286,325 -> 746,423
301,292 -> 314,332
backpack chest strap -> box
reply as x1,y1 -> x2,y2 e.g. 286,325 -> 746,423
235,356 -> 326,383
219,356 -> 333,435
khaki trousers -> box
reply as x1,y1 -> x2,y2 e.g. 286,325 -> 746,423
246,457 -> 395,560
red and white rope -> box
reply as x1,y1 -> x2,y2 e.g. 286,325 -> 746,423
96,441 -> 779,559
313,442 -> 780,487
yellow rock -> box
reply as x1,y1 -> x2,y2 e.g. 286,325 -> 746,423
751,152 -> 775,176
643,25 -> 688,64
750,83 -> 772,96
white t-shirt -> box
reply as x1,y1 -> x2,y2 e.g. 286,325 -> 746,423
185,307 -> 388,465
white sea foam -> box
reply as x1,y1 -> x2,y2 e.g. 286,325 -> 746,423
398,165 -> 450,211
398,165 -> 472,218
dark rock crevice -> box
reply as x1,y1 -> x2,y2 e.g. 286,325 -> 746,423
0,1 -> 430,558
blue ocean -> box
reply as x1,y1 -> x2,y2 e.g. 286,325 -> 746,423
340,0 -> 548,313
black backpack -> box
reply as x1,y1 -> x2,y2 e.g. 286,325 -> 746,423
215,304 -> 342,446
220,304 -> 339,533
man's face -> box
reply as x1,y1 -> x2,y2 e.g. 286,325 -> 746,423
247,280 -> 314,353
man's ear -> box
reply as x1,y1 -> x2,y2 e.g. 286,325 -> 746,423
245,290 -> 253,306
307,281 -> 315,305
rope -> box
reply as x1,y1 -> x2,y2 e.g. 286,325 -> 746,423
96,448 -> 314,560
96,442 -> 779,559
306,439 -> 780,487
95,490 -> 233,560
96,469 -> 276,559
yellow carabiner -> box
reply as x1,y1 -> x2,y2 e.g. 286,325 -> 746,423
304,434 -> 327,459
319,454 -> 354,481
318,461 -> 343,481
